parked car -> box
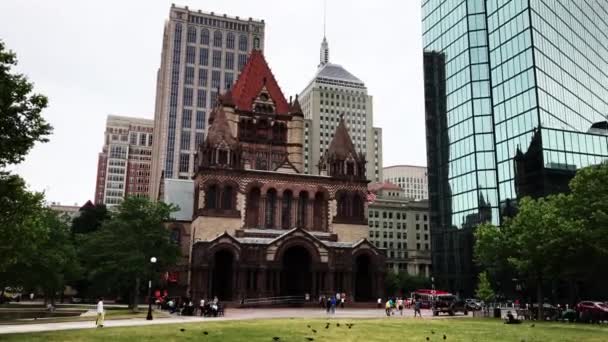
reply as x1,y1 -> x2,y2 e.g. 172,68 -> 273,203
576,301 -> 608,323
432,295 -> 468,316
529,303 -> 559,321
465,299 -> 482,311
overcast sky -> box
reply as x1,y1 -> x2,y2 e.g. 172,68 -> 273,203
1,0 -> 426,205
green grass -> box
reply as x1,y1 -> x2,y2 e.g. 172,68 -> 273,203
1,318 -> 607,341
0,309 -> 169,325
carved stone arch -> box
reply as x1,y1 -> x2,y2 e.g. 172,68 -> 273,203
273,236 -> 322,264
208,241 -> 241,263
244,180 -> 264,194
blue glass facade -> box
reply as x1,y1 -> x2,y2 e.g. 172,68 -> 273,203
422,0 -> 608,294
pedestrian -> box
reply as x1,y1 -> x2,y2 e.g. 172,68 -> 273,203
414,298 -> 422,317
330,296 -> 336,314
96,297 -> 105,328
326,295 -> 331,314
385,299 -> 392,316
199,298 -> 205,316
213,296 -> 219,305
341,297 -> 345,309
377,297 -> 382,309
29,293 -> 34,301
398,298 -> 404,316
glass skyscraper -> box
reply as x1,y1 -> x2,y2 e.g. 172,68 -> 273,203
422,0 -> 608,294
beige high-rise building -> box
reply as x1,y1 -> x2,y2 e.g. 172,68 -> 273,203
368,182 -> 431,276
383,165 -> 429,200
150,5 -> 265,199
299,37 -> 383,182
94,115 -> 154,206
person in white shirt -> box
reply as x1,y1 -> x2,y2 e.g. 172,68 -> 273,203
96,297 -> 104,328
199,299 -> 205,317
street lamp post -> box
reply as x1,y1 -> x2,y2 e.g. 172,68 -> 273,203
146,257 -> 157,321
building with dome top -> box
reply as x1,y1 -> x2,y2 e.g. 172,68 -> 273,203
299,35 -> 383,182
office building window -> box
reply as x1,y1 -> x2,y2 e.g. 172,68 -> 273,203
198,68 -> 207,87
226,32 -> 235,49
179,153 -> 189,172
211,71 -> 220,89
186,46 -> 195,64
225,72 -> 234,89
213,31 -> 222,47
195,132 -> 204,147
180,131 -> 190,151
185,66 -> 194,85
139,133 -> 146,146
225,52 -> 234,69
187,26 -> 197,43
183,87 -> 193,107
196,110 -> 205,130
197,89 -> 207,108
212,50 -> 222,68
199,48 -> 209,66
182,109 -> 192,128
238,34 -> 248,51
200,28 -> 209,45
238,54 -> 247,71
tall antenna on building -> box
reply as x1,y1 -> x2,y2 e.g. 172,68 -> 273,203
323,0 -> 327,38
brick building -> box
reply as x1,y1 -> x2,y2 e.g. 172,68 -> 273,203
167,50 -> 385,302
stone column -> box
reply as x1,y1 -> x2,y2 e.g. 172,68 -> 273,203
275,197 -> 282,229
257,268 -> 266,297
306,201 -> 314,230
259,196 -> 266,228
290,198 -> 298,228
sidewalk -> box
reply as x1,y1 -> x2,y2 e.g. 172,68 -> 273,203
0,308 -> 444,335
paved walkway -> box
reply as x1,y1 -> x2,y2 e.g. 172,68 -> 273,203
0,308 -> 452,335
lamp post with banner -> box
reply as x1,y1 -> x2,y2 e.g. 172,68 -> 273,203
146,257 -> 157,320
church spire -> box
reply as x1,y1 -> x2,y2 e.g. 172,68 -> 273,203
319,0 -> 329,66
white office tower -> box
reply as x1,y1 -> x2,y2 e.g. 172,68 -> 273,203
299,36 -> 383,181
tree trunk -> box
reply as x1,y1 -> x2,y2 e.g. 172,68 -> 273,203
132,277 -> 140,312
536,276 -> 543,321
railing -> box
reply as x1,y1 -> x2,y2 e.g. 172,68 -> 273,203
241,295 -> 307,307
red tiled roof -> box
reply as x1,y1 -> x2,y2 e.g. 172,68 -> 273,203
230,50 -> 290,114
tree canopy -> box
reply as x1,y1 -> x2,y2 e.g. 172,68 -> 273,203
0,40 -> 52,167
80,197 -> 180,309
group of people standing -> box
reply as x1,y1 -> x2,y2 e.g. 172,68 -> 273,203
380,297 -> 422,317
319,293 -> 347,314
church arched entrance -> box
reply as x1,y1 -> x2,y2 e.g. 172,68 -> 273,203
354,254 -> 373,301
281,246 -> 312,296
211,249 -> 234,301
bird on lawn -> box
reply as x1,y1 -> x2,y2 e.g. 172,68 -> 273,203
325,323 -> 330,329
307,324 -> 311,329
180,328 -> 186,332
443,334 -> 447,340
273,337 -> 280,341
306,338 -> 315,341
312,329 -> 317,333
426,337 -> 430,341
336,323 -> 340,327
531,324 -> 535,328
431,330 -> 435,334
203,331 -> 208,335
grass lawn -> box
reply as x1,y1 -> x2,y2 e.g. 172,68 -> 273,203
0,309 -> 169,325
1,318 -> 607,341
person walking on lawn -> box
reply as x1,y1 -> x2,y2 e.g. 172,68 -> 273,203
96,297 -> 105,328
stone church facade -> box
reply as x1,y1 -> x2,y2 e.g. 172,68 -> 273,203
184,50 -> 385,302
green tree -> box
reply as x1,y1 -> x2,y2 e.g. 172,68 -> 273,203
80,197 -> 180,310
71,201 -> 109,235
475,196 -> 571,319
0,40 -> 52,167
475,272 -> 495,306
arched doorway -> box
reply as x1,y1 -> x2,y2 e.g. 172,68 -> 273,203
355,254 -> 373,301
212,249 -> 234,301
281,246 -> 312,296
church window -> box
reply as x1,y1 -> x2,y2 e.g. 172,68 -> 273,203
297,192 -> 308,227
281,190 -> 293,229
205,184 -> 219,209
218,149 -> 228,164
222,185 -> 234,210
265,189 -> 277,228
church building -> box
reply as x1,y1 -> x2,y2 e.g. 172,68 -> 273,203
186,50 -> 385,302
